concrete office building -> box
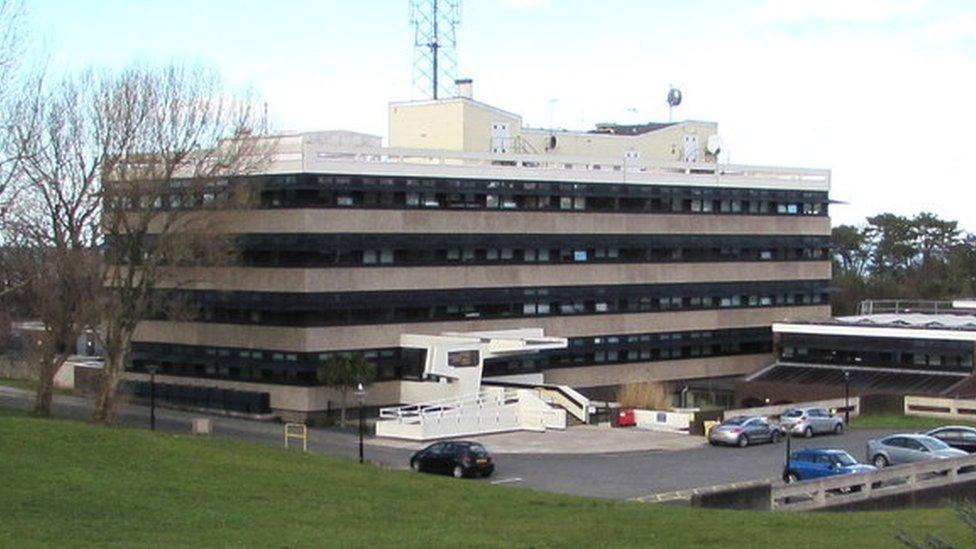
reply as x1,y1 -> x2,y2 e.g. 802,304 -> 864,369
123,85 -> 832,420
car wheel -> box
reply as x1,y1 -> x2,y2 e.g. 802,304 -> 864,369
453,465 -> 465,478
873,454 -> 888,468
786,472 -> 799,483
834,423 -> 844,435
738,435 -> 749,448
410,459 -> 420,472
804,427 -> 813,439
772,431 -> 782,443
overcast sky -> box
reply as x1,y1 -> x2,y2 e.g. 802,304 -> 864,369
25,0 -> 976,229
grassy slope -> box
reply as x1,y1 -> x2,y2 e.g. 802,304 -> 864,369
0,409 -> 968,548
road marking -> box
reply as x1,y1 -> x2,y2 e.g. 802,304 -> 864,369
491,477 -> 523,485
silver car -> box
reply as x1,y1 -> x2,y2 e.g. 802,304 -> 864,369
709,415 -> 782,447
866,434 -> 968,468
779,407 -> 844,438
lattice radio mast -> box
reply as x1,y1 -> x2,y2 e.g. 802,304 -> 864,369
409,0 -> 461,99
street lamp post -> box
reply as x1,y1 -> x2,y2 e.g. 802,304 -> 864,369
843,370 -> 851,426
355,382 -> 366,465
146,364 -> 159,431
782,429 -> 792,483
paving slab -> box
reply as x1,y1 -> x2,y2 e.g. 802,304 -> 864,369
369,425 -> 707,454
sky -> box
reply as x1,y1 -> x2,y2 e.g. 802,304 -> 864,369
22,0 -> 976,229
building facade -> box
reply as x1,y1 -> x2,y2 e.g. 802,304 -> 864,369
123,97 -> 832,420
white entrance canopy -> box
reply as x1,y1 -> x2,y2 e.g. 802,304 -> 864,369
400,328 -> 567,396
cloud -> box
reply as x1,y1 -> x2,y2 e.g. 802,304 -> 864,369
923,15 -> 976,44
750,0 -> 927,25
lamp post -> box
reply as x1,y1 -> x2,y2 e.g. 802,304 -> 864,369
843,370 -> 851,426
782,428 -> 792,483
355,382 -> 366,465
146,364 -> 159,431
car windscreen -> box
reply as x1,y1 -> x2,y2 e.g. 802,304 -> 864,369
831,453 -> 857,467
723,417 -> 747,426
782,409 -> 803,418
920,437 -> 951,451
468,444 -> 489,457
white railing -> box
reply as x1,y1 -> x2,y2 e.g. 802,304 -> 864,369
857,299 -> 956,316
905,395 -> 976,420
772,454 -> 976,511
378,389 -> 518,424
300,146 -> 830,191
723,397 -> 860,420
375,388 -> 565,441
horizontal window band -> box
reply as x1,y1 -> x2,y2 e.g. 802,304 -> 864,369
127,326 -> 773,385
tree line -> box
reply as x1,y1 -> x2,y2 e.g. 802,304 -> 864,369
831,212 -> 976,314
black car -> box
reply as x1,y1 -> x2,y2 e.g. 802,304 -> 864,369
410,441 -> 494,478
924,426 -> 976,453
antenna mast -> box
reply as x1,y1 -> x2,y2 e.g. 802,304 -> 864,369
409,0 -> 461,100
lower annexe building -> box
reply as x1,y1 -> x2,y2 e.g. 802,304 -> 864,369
122,110 -> 832,421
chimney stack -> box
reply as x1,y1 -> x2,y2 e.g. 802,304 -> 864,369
455,78 -> 473,99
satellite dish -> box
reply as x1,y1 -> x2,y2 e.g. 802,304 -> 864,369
667,87 -> 682,108
706,134 -> 723,156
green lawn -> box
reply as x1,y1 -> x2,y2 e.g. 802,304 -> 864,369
0,377 -> 74,396
851,413 -> 976,431
0,408 -> 969,548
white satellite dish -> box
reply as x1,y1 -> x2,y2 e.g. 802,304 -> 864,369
706,134 -> 723,156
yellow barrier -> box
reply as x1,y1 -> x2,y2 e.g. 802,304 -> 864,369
284,423 -> 308,452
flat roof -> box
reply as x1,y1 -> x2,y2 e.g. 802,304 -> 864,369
747,362 -> 968,395
774,313 -> 976,341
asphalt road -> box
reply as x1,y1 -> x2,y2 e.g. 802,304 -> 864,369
0,386 -> 912,500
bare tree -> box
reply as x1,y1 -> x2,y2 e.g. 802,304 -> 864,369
5,72 -> 105,415
91,63 -> 267,423
0,0 -> 25,219
5,63 -> 266,419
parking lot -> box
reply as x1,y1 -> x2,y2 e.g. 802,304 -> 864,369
477,427 -> 897,499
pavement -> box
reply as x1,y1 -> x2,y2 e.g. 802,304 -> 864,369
370,424 -> 706,454
0,385 -> 915,500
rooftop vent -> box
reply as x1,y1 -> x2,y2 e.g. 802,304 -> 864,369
455,78 -> 473,99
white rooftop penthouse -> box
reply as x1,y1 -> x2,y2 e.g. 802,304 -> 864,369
255,89 -> 829,194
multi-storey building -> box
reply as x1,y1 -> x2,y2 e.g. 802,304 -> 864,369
124,90 -> 832,421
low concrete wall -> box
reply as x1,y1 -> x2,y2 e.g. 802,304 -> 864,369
633,409 -> 692,432
905,395 -> 976,420
691,482 -> 772,510
723,397 -> 860,420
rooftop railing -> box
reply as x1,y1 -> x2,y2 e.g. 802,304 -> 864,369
287,145 -> 831,191
857,300 -> 959,316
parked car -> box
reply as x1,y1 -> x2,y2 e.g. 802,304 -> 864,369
410,440 -> 494,478
866,434 -> 968,467
708,415 -> 782,447
924,426 -> 976,453
778,407 -> 844,438
784,448 -> 876,483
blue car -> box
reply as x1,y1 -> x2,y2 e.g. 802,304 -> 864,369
784,448 -> 876,483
